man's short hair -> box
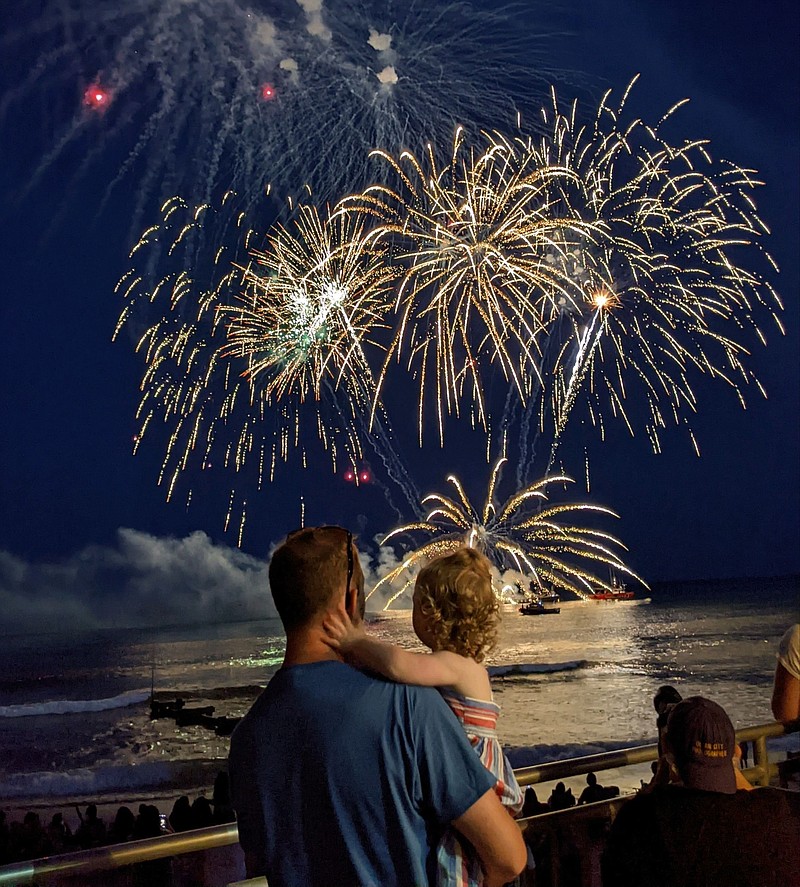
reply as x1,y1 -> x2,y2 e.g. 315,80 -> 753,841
665,696 -> 736,794
653,685 -> 682,713
269,526 -> 362,631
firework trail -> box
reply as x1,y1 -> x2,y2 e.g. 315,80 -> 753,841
369,456 -> 643,608
1,0 -> 567,236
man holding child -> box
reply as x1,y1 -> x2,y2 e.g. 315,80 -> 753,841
229,525 -> 525,887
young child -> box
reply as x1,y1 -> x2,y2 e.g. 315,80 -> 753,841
322,546 -> 523,887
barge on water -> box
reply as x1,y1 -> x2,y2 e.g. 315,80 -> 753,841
519,599 -> 561,615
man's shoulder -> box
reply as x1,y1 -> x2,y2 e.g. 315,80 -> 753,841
613,786 -> 664,815
233,663 -> 449,728
610,785 -> 700,832
613,784 -> 800,828
741,785 -> 800,817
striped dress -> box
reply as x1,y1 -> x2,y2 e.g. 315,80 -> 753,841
436,689 -> 524,887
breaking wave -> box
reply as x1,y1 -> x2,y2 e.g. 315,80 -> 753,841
488,660 -> 587,678
0,690 -> 150,719
0,760 -> 223,800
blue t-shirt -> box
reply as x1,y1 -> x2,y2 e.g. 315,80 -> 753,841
229,660 -> 495,887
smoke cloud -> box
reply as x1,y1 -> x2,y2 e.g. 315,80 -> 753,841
0,528 -> 416,634
0,529 -> 274,634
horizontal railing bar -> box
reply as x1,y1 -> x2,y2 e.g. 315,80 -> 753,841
735,719 -> 798,742
0,823 -> 239,885
515,742 -> 658,786
514,720 -> 797,786
1,719 -> 795,885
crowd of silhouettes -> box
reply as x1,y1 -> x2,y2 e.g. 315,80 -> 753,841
0,772 -> 235,865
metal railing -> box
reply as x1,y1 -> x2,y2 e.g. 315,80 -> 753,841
0,719 -> 796,886
0,824 -> 240,886
514,719 -> 797,789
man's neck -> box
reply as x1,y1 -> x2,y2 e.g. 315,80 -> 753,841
282,626 -> 342,668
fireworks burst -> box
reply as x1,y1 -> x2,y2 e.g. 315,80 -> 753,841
523,80 -> 784,457
369,457 -> 643,608
1,0 -> 567,232
115,194 -> 398,534
112,80 -> 782,549
346,127 -> 595,443
224,203 -> 396,404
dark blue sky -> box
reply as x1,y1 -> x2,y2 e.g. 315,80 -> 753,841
0,0 -> 797,588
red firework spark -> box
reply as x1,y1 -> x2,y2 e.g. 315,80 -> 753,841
83,82 -> 111,110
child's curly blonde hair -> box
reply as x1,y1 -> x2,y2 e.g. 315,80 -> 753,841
414,547 -> 499,662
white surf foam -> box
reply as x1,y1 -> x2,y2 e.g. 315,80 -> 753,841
0,689 -> 150,718
488,660 -> 587,678
0,760 -> 223,800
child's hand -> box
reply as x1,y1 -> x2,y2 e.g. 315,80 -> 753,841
322,608 -> 367,653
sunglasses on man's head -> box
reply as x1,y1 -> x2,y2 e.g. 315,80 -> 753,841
287,525 -> 355,598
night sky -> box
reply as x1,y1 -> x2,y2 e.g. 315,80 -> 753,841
0,0 -> 797,629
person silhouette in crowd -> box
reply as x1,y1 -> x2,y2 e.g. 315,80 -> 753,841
0,811 -> 9,863
212,771 -> 236,824
521,787 -> 549,817
548,782 -> 576,811
19,812 -> 51,861
653,686 -> 683,756
132,804 -> 162,840
46,812 -> 72,853
578,772 -> 607,805
108,806 -> 136,844
75,804 -> 106,849
169,796 -> 193,832
190,796 -> 214,829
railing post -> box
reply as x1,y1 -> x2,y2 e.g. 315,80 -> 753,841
752,735 -> 771,787
549,829 -> 561,887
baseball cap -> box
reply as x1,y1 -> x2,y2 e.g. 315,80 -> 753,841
665,696 -> 737,794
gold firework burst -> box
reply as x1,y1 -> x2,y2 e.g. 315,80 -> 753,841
346,127 -> 593,443
115,195 -> 397,535
524,80 -> 784,454
369,457 -> 644,608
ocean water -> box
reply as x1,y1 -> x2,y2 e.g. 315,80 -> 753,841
1,576 -> 797,810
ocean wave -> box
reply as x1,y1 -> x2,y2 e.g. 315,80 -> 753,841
488,660 -> 587,678
0,760 -> 223,800
505,739 -> 654,769
0,690 -> 150,719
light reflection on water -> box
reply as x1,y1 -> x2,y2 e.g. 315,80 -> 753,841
0,579 -> 796,786
369,591 -> 796,749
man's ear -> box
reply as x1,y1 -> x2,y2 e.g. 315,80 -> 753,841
343,586 -> 355,618
345,585 -> 361,621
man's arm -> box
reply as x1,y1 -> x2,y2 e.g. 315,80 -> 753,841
323,609 -> 468,687
451,788 -> 527,887
229,726 -> 267,876
771,661 -> 800,721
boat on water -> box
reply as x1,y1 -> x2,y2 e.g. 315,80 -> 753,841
525,578 -> 560,605
587,577 -> 635,601
519,599 -> 561,615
